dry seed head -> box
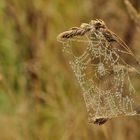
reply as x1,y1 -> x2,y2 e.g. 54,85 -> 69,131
90,19 -> 106,29
80,23 -> 90,28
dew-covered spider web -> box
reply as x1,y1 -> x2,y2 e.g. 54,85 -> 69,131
57,20 -> 140,124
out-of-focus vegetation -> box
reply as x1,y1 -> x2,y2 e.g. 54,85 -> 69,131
0,0 -> 140,140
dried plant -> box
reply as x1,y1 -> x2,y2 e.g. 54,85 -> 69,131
57,19 -> 140,125
124,0 -> 140,27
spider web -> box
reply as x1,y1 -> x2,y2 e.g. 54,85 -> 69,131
57,25 -> 140,123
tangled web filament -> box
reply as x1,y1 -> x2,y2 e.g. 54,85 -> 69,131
57,19 -> 139,125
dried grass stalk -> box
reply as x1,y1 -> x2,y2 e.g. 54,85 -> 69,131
124,0 -> 140,27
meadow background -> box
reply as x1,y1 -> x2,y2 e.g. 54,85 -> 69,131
0,0 -> 140,140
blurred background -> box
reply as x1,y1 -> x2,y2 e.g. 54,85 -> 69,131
0,0 -> 140,140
